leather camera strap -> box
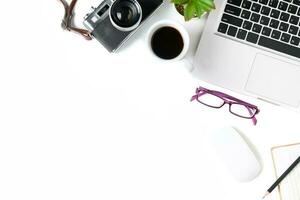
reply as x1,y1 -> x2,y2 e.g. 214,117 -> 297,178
58,0 -> 93,40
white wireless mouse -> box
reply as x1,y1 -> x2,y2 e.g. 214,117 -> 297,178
210,127 -> 262,182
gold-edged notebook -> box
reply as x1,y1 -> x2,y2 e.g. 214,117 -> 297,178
271,143 -> 300,200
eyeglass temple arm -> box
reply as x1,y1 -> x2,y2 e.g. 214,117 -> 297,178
190,91 -> 206,101
246,107 -> 257,125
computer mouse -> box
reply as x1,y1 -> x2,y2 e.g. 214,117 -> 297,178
210,127 -> 262,182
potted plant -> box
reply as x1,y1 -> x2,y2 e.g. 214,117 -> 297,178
171,0 -> 216,21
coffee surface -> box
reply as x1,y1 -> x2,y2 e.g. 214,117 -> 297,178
151,27 -> 184,60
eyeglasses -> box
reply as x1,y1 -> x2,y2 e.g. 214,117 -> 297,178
190,86 -> 260,125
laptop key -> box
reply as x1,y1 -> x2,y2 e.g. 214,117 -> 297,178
289,15 -> 300,25
253,23 -> 263,33
262,27 -> 272,36
259,36 -> 300,58
279,22 -> 289,31
269,0 -> 279,8
218,23 -> 229,33
252,3 -> 262,12
279,1 -> 288,11
288,5 -> 298,14
281,33 -> 291,42
241,10 -> 251,19
293,0 -> 300,5
237,29 -> 248,39
280,12 -> 290,21
225,5 -> 242,16
228,0 -> 243,6
251,13 -> 261,22
260,16 -> 270,25
242,0 -> 252,9
270,9 -> 280,18
289,25 -> 299,34
259,0 -> 269,5
270,19 -> 280,28
228,26 -> 239,36
246,32 -> 259,43
222,14 -> 243,27
271,29 -> 282,39
261,6 -> 271,15
243,20 -> 253,29
290,36 -> 300,45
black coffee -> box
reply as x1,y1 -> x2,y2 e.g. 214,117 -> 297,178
151,26 -> 184,60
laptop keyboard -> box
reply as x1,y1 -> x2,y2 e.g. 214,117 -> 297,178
218,0 -> 300,59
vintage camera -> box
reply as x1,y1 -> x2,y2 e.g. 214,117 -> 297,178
84,0 -> 163,52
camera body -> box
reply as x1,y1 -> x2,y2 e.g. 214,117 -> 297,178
84,0 -> 163,52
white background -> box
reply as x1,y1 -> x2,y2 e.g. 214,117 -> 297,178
0,1 -> 299,200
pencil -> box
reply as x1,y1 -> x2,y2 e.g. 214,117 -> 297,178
263,156 -> 300,199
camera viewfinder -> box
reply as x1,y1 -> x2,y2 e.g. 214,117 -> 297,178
97,5 -> 109,17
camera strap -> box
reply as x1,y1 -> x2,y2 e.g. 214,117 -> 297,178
58,0 -> 93,40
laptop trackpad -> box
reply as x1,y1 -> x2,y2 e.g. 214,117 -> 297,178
245,54 -> 300,107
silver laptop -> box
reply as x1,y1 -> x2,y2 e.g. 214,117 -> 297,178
193,0 -> 300,110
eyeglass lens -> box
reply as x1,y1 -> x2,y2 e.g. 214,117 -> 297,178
230,103 -> 256,119
197,93 -> 224,108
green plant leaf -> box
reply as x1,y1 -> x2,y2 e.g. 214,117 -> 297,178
172,0 -> 215,21
195,0 -> 215,12
171,0 -> 189,4
184,1 -> 197,21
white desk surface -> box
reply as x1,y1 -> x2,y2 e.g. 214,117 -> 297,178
0,1 -> 299,200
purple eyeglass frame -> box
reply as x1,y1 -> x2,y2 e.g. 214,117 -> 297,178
190,86 -> 260,125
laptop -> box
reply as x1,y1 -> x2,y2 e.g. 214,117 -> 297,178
193,0 -> 300,110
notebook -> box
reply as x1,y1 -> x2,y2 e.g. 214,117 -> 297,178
271,143 -> 300,200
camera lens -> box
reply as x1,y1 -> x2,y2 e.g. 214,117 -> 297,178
110,0 -> 142,31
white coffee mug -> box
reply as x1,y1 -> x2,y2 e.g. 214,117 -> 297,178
146,20 -> 190,61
